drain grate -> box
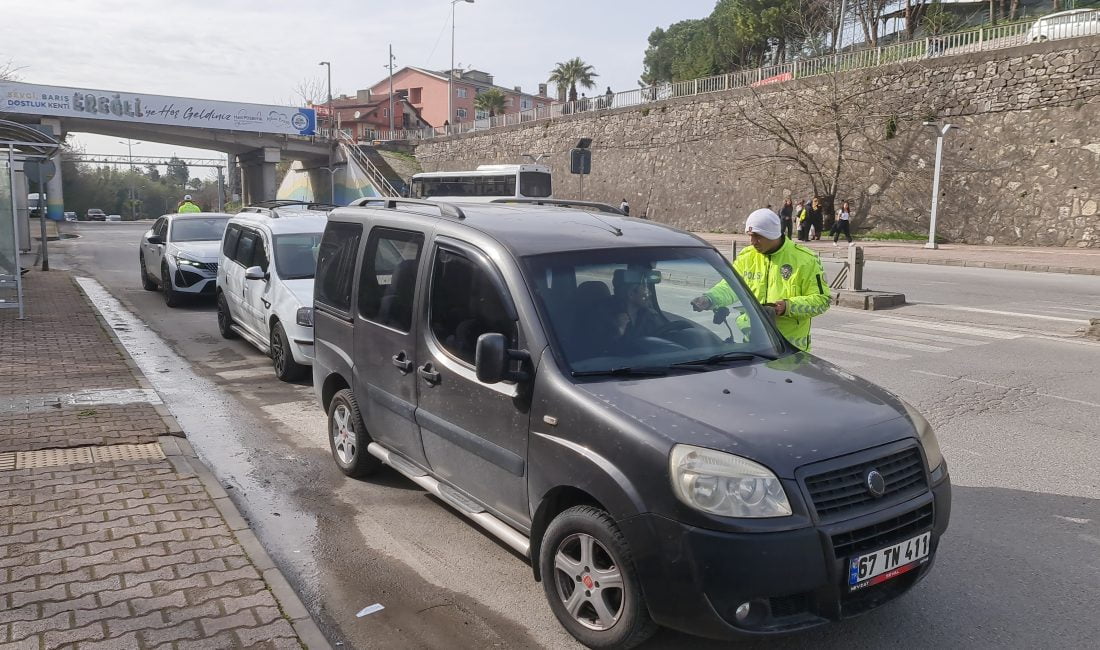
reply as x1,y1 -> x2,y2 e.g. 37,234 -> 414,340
0,443 -> 166,470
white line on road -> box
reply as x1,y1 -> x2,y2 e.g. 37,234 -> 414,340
815,329 -> 951,352
873,317 -> 1024,340
911,370 -> 1100,409
843,323 -> 989,347
926,305 -> 1086,324
812,340 -> 911,360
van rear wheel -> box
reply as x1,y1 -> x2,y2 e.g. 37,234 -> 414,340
540,506 -> 656,649
328,389 -> 381,478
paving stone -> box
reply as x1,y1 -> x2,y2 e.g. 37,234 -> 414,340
129,591 -> 187,616
73,602 -> 131,628
199,610 -> 257,636
233,619 -> 297,646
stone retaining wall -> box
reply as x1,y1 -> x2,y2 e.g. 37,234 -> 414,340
416,37 -> 1100,247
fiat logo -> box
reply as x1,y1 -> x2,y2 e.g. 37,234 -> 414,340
865,469 -> 886,497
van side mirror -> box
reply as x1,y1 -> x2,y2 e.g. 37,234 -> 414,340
244,265 -> 267,281
475,333 -> 530,384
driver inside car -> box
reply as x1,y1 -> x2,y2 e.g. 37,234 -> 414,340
611,268 -> 667,341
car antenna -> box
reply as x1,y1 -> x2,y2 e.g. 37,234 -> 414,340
584,212 -> 623,237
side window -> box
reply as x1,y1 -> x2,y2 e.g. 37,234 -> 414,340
235,230 -> 258,268
429,248 -> 514,365
223,224 -> 241,259
316,222 -> 364,313
154,218 -> 168,238
253,235 -> 269,272
358,228 -> 424,332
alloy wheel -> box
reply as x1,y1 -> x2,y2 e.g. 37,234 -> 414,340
271,328 -> 286,374
552,532 -> 626,631
331,404 -> 357,465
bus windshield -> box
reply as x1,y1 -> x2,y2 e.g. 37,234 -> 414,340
413,175 -> 516,198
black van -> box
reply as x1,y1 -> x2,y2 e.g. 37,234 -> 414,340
312,199 -> 950,648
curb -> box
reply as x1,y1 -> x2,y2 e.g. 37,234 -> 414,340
799,249 -> 1099,275
71,274 -> 332,650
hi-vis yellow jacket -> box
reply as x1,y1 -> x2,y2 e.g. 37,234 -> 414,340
704,237 -> 831,351
177,201 -> 202,214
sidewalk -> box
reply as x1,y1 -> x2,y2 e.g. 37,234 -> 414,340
0,272 -> 327,649
695,233 -> 1100,275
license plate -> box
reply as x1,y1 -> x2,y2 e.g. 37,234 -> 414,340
848,531 -> 931,591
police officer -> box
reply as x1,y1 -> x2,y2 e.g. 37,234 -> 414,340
177,195 -> 201,214
691,208 -> 830,351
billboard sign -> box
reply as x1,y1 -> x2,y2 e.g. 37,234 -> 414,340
0,82 -> 316,136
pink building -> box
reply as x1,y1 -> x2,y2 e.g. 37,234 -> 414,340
321,90 -> 429,141
367,67 -> 556,128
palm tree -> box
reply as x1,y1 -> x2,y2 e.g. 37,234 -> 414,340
548,58 -> 598,103
473,88 -> 507,117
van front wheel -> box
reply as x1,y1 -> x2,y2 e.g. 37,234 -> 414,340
540,506 -> 656,649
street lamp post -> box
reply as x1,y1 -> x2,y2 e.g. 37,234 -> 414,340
449,0 -> 475,133
118,138 -> 141,219
922,121 -> 956,250
318,61 -> 333,134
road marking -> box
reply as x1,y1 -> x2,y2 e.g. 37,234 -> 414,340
217,367 -> 273,380
1056,516 -> 1092,525
844,323 -> 988,346
927,305 -> 1086,324
815,329 -> 951,352
874,317 -> 1023,340
812,340 -> 911,360
911,370 -> 1100,409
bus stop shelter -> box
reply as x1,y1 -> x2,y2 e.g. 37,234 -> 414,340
2,119 -> 62,319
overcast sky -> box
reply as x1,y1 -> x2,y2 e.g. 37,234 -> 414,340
3,0 -> 714,174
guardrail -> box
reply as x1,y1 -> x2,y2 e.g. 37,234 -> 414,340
337,132 -> 400,197
372,15 -> 1095,142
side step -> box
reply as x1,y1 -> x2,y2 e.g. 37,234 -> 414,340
230,324 -> 270,355
366,442 -> 530,557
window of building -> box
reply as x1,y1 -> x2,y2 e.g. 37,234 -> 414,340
358,229 -> 424,332
520,98 -> 532,110
429,248 -> 515,366
456,108 -> 468,120
316,222 -> 364,314
383,108 -> 389,117
409,87 -> 422,104
457,88 -> 468,99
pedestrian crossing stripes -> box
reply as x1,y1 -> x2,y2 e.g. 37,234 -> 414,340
811,316 -> 1023,366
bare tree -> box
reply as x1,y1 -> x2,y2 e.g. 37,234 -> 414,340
710,60 -> 944,214
294,77 -> 330,106
0,59 -> 24,81
852,0 -> 889,47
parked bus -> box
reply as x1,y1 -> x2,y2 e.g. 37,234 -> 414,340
410,164 -> 552,203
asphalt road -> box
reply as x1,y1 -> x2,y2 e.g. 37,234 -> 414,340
53,221 -> 1100,649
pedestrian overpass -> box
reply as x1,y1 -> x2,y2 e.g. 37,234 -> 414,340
1,81 -> 393,217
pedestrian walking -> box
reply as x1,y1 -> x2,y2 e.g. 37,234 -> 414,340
833,200 -> 853,245
604,86 -> 614,109
177,195 -> 201,213
779,198 -> 794,239
620,198 -> 630,216
691,208 -> 830,351
800,196 -> 825,241
796,199 -> 809,241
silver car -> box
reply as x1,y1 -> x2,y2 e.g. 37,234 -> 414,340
139,212 -> 232,307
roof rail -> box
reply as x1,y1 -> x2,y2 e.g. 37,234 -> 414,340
490,198 -> 626,215
240,201 -> 337,217
350,197 -> 466,220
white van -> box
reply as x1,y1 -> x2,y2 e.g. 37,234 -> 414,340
216,201 -> 332,381
1027,9 -> 1100,42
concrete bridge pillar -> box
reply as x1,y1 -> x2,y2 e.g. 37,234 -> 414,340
39,119 -> 65,221
237,147 -> 281,204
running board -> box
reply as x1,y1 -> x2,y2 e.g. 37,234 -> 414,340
366,442 -> 530,557
230,324 -> 270,355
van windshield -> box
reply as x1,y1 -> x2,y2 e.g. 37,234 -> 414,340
523,247 -> 784,375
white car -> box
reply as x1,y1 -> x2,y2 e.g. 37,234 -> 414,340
139,212 -> 233,307
1027,9 -> 1100,42
106,214 -> 122,222
216,201 -> 332,381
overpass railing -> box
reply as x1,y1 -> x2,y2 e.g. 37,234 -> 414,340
337,132 -> 400,197
377,16 -> 1089,142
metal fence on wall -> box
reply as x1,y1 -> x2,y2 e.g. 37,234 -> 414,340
356,15 -> 1097,143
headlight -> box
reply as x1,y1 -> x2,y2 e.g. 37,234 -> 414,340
669,445 -> 791,518
898,398 -> 944,471
173,256 -> 202,268
296,307 -> 314,327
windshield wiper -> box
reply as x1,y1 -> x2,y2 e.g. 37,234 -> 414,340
671,351 -> 775,367
571,366 -> 668,378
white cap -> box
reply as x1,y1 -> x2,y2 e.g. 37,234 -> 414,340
184,194 -> 192,201
745,208 -> 782,240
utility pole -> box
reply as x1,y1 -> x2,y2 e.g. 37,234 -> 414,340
319,61 -> 333,134
388,44 -> 395,134
118,138 -> 141,219
216,166 -> 226,212
922,122 -> 956,250
450,0 -> 475,132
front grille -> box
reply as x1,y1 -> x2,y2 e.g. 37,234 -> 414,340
176,269 -> 205,288
831,503 -> 934,559
196,261 -> 218,272
769,592 -> 814,618
804,446 -> 927,520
